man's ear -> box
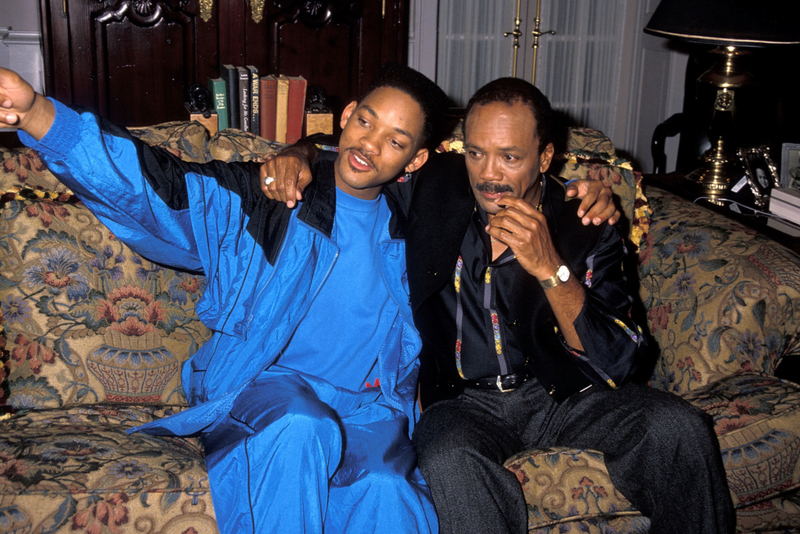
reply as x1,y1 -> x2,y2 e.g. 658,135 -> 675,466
340,100 -> 358,129
539,142 -> 555,173
405,148 -> 429,174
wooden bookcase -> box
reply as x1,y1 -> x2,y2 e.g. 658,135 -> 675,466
39,0 -> 408,127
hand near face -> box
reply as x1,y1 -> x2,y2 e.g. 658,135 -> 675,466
486,195 -> 562,281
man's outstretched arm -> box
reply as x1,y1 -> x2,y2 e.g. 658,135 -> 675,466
0,67 -> 55,140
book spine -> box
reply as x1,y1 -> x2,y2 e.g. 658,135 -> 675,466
247,65 -> 260,137
275,75 -> 290,144
286,76 -> 307,145
769,198 -> 800,225
207,77 -> 229,131
237,66 -> 250,132
260,75 -> 278,141
770,187 -> 800,205
221,64 -> 240,130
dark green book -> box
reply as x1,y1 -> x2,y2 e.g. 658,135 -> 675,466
207,77 -> 229,131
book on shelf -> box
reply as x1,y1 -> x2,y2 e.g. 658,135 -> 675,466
286,75 -> 307,145
237,66 -> 251,132
220,64 -> 240,130
247,65 -> 260,137
275,75 -> 290,143
767,216 -> 800,237
207,77 -> 229,131
260,75 -> 278,141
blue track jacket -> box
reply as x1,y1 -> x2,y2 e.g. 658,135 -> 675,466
20,100 -> 423,438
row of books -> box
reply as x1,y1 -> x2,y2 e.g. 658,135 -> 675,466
207,65 -> 307,144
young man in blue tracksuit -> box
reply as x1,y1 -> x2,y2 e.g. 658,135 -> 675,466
0,63 -> 449,534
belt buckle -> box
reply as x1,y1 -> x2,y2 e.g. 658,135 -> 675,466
496,375 -> 513,393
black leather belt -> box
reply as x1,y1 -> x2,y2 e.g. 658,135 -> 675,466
463,372 -> 529,393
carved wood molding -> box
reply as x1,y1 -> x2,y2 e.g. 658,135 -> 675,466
274,0 -> 363,29
95,0 -> 191,26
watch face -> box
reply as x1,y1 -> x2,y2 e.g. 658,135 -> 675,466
556,265 -> 570,282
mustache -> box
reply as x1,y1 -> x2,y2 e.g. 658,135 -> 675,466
475,182 -> 513,194
350,149 -> 374,169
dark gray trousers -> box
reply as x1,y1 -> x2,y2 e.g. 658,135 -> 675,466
412,379 -> 736,534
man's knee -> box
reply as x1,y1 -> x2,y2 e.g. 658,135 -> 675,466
413,402 -> 509,476
636,391 -> 717,449
265,405 -> 342,449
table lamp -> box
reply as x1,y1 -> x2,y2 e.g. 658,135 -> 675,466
644,0 -> 800,197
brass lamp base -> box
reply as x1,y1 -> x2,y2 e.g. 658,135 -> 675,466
686,46 -> 751,199
686,137 -> 745,198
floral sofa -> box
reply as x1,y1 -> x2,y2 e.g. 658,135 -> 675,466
0,120 -> 799,534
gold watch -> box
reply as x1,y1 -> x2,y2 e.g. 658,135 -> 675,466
540,265 -> 570,289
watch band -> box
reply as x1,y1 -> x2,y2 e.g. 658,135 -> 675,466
540,265 -> 569,289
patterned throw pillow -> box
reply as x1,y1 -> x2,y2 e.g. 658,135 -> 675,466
207,128 -> 283,163
0,120 -> 212,195
0,197 -> 211,410
641,189 -> 800,391
128,120 -> 212,163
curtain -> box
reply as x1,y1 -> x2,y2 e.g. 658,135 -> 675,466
436,0 -> 517,107
435,0 -> 626,135
537,0 -> 623,133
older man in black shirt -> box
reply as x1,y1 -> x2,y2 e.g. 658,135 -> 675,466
407,78 -> 734,534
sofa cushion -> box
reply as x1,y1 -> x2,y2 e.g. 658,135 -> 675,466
504,447 -> 646,531
641,188 -> 800,392
0,406 -> 218,533
0,197 -> 211,410
207,128 -> 283,163
128,120 -> 212,163
0,335 -> 9,418
0,121 -> 213,196
0,147 -> 70,194
685,373 -> 800,514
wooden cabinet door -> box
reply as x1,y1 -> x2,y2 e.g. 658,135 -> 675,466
39,0 -> 407,128
40,0 -> 221,126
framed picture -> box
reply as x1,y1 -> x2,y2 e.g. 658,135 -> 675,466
738,145 -> 779,208
781,142 -> 800,191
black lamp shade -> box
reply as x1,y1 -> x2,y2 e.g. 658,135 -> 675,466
644,0 -> 800,46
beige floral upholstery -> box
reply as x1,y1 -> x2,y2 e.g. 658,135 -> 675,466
641,189 -> 798,390
0,120 -> 219,533
1,120 -> 799,534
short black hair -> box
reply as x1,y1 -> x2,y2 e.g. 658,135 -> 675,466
465,77 -> 554,154
363,63 -> 450,151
